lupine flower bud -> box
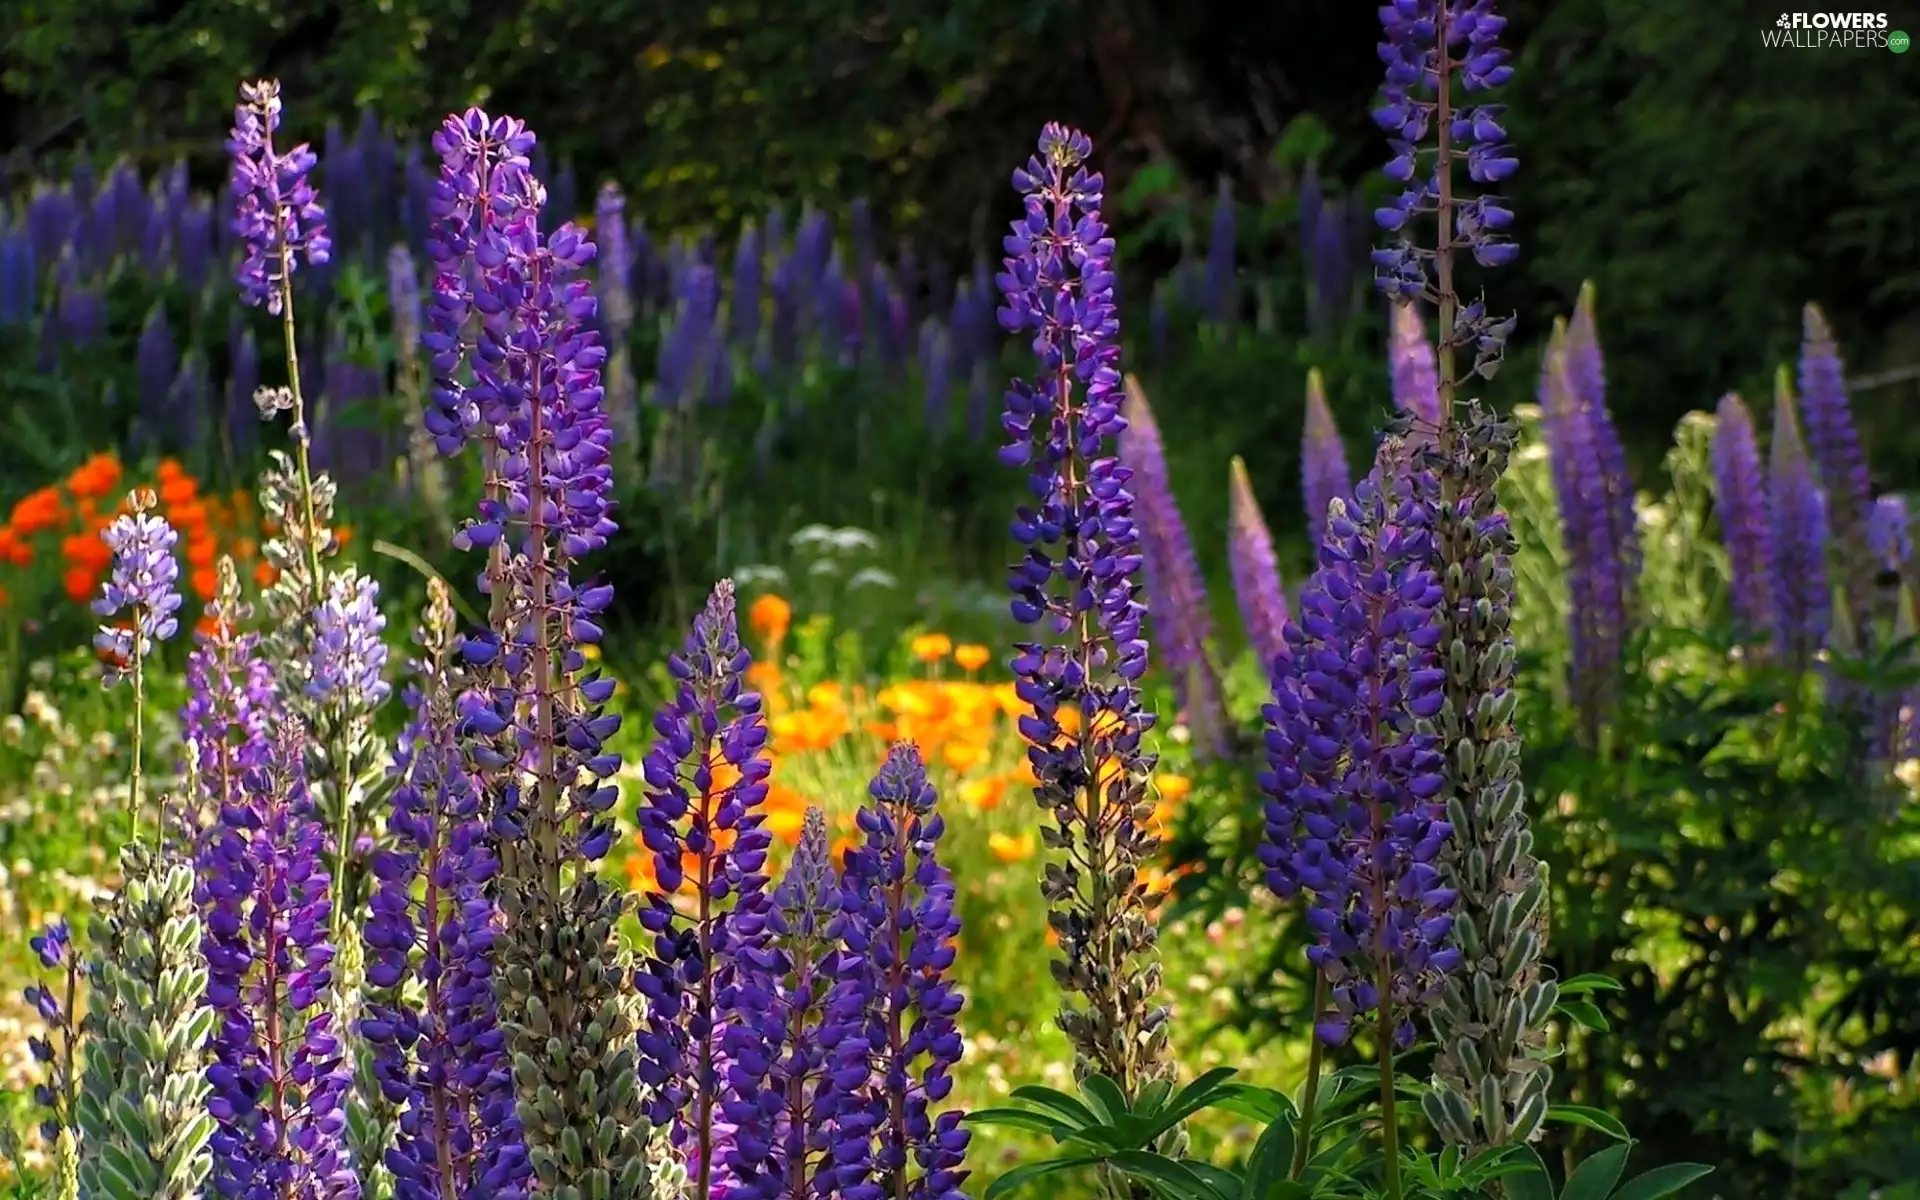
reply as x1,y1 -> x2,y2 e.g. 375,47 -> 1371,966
1302,368 -> 1353,540
1389,301 -> 1442,428
1260,463 -> 1459,1048
229,79 -> 332,314
78,843 -> 217,1200
1710,394 -> 1777,644
840,745 -> 970,1200
1416,404 -> 1556,1151
92,493 -> 184,685
1120,376 -> 1230,759
635,580 -> 776,1197
1227,456 -> 1291,680
1769,373 -> 1831,671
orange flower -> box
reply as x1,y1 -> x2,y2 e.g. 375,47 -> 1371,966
745,661 -> 784,697
65,453 -> 122,501
909,633 -> 952,664
958,776 -> 1007,811
169,500 -> 208,532
186,535 -> 218,569
1156,773 -> 1192,804
9,487 -> 64,537
989,831 -> 1035,863
953,643 -> 992,673
255,560 -> 279,587
941,739 -> 991,775
158,475 -> 198,508
62,567 -> 97,604
331,525 -> 353,550
60,530 -> 111,573
748,593 -> 792,647
156,458 -> 185,482
762,782 -> 811,844
191,567 -> 218,599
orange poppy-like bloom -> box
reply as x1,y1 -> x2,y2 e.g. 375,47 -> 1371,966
65,453 -> 122,501
953,643 -> 992,672
62,567 -> 95,604
0,526 -> 32,567
1156,773 -> 1193,804
910,632 -> 952,663
958,775 -> 1008,811
988,831 -> 1035,863
8,487 -> 64,538
158,474 -> 198,509
748,593 -> 792,647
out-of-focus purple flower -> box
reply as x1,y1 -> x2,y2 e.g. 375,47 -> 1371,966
655,264 -> 723,410
136,304 -> 177,437
633,580 -> 774,1197
388,244 -> 423,360
167,347 -> 211,457
1799,303 -> 1879,631
1309,195 -> 1353,340
23,917 -> 79,1151
183,561 -> 278,812
1868,494 -> 1911,578
1259,468 -> 1459,1047
1205,177 -> 1237,326
839,744 -> 970,1200
1769,375 -> 1831,671
1228,455 -> 1291,679
596,183 -> 634,338
1540,310 -> 1632,741
1390,301 -> 1442,427
308,573 -> 391,707
227,320 -> 260,462
1301,367 -> 1352,538
1711,393 -> 1776,643
54,271 -> 106,348
92,501 -> 184,684
1120,377 -> 1229,758
177,197 -> 215,294
324,118 -> 369,266
1566,285 -> 1639,590
732,221 -> 763,350
229,79 -> 332,314
0,227 -> 35,327
550,162 -> 579,228
201,720 -> 357,1198
921,321 -> 952,433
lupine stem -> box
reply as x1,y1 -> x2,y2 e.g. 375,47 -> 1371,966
1376,964 -> 1402,1200
128,651 -> 144,845
1289,973 -> 1328,1180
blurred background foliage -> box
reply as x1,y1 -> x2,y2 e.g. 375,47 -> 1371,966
5,0 -> 1920,479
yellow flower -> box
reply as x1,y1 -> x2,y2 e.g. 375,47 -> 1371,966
1156,773 -> 1192,804
988,831 -> 1035,863
581,643 -> 602,661
953,643 -> 992,672
959,776 -> 1008,811
910,633 -> 953,664
941,739 -> 991,775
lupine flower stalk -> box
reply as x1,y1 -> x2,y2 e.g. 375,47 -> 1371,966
841,745 -> 971,1200
997,124 -> 1171,1101
1709,394 -> 1776,644
360,579 -> 525,1198
1798,303 -> 1878,636
91,490 -> 183,843
1260,467 -> 1459,1040
1414,403 -> 1556,1152
598,182 -> 642,452
1539,326 -> 1626,743
635,580 -> 775,1198
431,117 -> 647,1197
1388,302 -> 1441,427
77,842 -> 218,1200
25,920 -> 81,1200
718,807 -> 872,1200
1768,371 -> 1831,672
182,557 -> 279,832
199,721 -> 354,1198
1301,368 -> 1352,540
1120,375 -> 1230,759
1227,455 -> 1291,680
1565,285 -> 1640,600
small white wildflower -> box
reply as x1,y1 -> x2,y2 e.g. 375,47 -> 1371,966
848,567 -> 897,590
807,558 -> 840,578
827,527 -> 879,555
789,524 -> 835,553
730,564 -> 790,589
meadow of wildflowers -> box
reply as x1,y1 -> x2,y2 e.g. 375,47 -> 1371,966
0,4 -> 1916,1200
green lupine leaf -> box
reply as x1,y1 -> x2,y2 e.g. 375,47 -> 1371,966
1546,1105 -> 1631,1142
1611,1164 -> 1714,1200
1561,1143 -> 1633,1200
982,1155 -> 1105,1200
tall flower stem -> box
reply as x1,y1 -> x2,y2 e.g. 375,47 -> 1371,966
1289,973 -> 1328,1180
128,653 -> 144,844
1376,966 -> 1403,1200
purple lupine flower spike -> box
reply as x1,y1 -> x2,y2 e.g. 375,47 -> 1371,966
1204,177 -> 1236,326
360,580 -> 525,1197
1389,301 -> 1442,427
1301,367 -> 1352,540
1799,303 -> 1880,633
1566,284 -> 1639,592
1120,375 -> 1230,758
92,494 -> 184,685
1539,320 -> 1628,742
1769,371 -> 1832,671
201,719 -> 358,1198
1710,394 -> 1776,645
229,79 -> 331,314
183,558 -> 279,816
720,807 -> 873,1200
308,574 -> 392,707
997,123 -> 1172,1097
24,918 -> 80,1169
1259,468 -> 1459,1048
1228,455 -> 1291,680
841,744 -> 970,1200
634,580 -> 776,1197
